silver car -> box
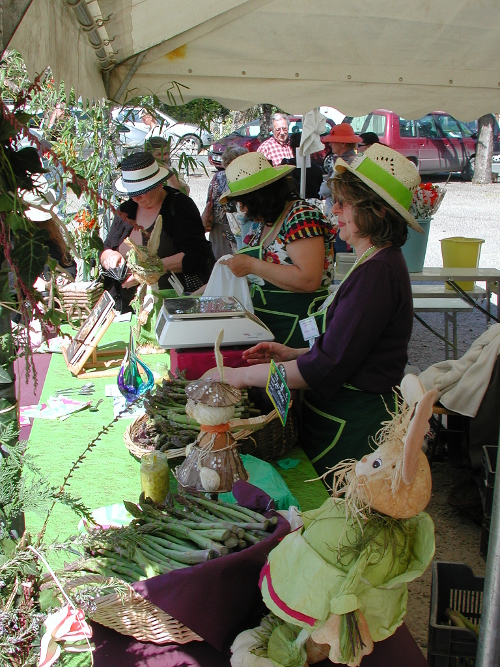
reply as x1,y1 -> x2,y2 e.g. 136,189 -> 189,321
112,107 -> 213,155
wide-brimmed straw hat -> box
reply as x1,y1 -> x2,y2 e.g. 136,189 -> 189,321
114,152 -> 170,197
219,153 -> 295,205
329,144 -> 423,232
322,124 -> 362,144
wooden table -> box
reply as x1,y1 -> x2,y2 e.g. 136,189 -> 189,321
409,268 -> 500,321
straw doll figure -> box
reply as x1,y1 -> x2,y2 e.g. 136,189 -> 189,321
125,215 -> 164,333
176,330 -> 249,494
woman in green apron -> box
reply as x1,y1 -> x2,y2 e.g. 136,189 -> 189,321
206,145 -> 424,478
218,152 -> 335,348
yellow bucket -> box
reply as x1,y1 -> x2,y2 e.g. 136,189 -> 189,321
441,237 -> 484,291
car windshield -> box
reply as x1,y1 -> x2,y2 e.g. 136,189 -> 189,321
348,113 -> 386,136
459,122 -> 474,138
233,120 -> 261,138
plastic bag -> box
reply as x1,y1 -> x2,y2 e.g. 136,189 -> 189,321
204,255 -> 254,313
219,454 -> 300,510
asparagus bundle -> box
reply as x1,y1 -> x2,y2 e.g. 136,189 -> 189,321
64,493 -> 278,584
136,370 -> 261,453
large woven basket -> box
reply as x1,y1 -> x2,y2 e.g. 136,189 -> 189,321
235,406 -> 299,461
51,573 -> 202,644
125,407 -> 299,462
58,282 -> 104,310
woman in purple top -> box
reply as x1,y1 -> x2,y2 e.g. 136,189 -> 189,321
205,145 -> 423,477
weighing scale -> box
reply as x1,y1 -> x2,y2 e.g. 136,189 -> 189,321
155,296 -> 274,349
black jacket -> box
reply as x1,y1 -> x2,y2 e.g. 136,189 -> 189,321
104,186 -> 214,290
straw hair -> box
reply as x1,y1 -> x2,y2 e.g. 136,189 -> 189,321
219,153 -> 295,205
331,144 -> 423,232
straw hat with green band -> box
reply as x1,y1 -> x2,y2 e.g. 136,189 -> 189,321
219,152 -> 295,205
329,144 -> 423,233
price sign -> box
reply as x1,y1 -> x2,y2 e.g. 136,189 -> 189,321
266,360 -> 291,427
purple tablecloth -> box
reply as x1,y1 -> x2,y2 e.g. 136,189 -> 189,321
16,353 -> 52,440
92,621 -> 428,667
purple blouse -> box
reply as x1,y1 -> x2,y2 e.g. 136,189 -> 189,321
297,246 -> 413,398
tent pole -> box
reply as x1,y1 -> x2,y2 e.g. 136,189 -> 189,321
300,163 -> 306,199
475,439 -> 500,667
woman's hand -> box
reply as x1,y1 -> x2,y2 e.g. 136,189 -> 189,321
220,254 -> 257,278
242,342 -> 300,365
101,249 -> 124,271
202,366 -> 247,389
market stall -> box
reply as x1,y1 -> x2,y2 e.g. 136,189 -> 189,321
4,3 -> 500,666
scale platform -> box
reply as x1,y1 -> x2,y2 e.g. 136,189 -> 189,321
155,296 -> 274,349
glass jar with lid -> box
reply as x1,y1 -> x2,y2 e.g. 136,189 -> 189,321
140,451 -> 170,504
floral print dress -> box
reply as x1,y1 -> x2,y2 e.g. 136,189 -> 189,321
239,200 -> 335,347
243,200 -> 335,285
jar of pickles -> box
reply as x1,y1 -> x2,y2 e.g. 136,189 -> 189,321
140,452 -> 170,504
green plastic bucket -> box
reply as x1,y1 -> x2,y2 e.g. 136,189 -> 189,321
401,219 -> 431,273
441,237 -> 484,291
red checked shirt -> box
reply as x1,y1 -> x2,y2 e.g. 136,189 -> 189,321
257,136 -> 294,166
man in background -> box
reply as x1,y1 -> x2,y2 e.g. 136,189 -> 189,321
257,113 -> 293,166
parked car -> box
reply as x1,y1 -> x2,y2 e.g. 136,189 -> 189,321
111,107 -> 213,155
463,117 -> 500,175
343,110 -> 477,179
208,116 -> 336,170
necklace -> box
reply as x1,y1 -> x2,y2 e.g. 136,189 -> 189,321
353,245 -> 375,267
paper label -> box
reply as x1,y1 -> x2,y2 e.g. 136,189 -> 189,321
299,316 -> 320,342
266,360 -> 291,427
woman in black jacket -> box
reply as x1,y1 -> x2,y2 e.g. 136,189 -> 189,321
101,152 -> 214,310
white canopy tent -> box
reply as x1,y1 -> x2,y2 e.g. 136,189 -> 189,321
8,0 -> 500,120
5,3 -> 500,666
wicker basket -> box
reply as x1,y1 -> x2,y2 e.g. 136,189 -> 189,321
236,406 -> 299,461
52,573 -> 202,645
125,407 -> 299,463
58,282 -> 104,310
124,414 -> 187,460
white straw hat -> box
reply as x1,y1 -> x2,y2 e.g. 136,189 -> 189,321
330,144 -> 423,232
114,152 -> 170,197
219,153 -> 295,205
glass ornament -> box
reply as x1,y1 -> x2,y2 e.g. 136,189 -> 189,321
117,329 -> 154,401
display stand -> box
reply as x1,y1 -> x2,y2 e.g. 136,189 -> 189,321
61,295 -> 127,378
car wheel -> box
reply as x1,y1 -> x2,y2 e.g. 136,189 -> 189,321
172,133 -> 202,157
323,153 -> 335,174
462,156 -> 474,181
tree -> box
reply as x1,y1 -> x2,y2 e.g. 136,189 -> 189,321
472,113 -> 495,184
259,104 -> 272,139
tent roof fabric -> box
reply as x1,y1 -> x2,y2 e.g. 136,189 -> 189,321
9,0 -> 500,119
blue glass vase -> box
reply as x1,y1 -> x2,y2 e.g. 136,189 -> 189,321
118,329 -> 154,402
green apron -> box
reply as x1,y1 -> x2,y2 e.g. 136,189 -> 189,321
301,385 -> 397,477
237,233 -> 328,349
299,246 -> 397,476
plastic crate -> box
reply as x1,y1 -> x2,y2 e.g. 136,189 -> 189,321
480,523 -> 490,561
428,562 -> 483,667
479,445 -> 497,520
